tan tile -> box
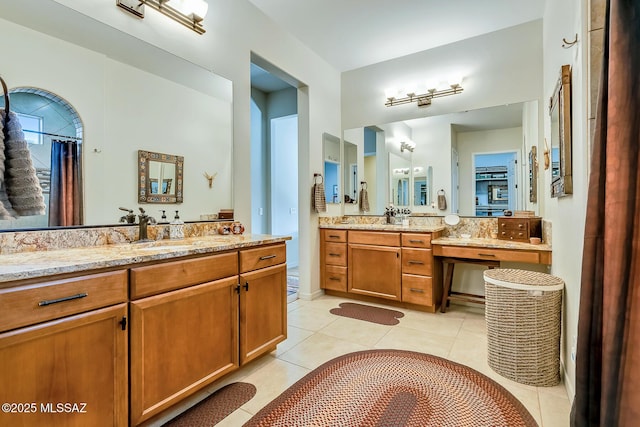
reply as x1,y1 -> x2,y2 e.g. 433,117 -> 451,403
374,326 -> 455,358
277,332 -> 368,370
319,316 -> 392,347
400,310 -> 464,337
539,388 -> 571,427
447,329 -> 488,372
460,313 -> 487,334
287,298 -> 309,312
239,359 -> 310,415
274,325 -> 314,356
287,306 -> 338,331
501,383 -> 543,426
303,294 -> 356,311
215,409 -> 253,426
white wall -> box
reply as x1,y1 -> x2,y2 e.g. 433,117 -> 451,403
542,0 -> 590,400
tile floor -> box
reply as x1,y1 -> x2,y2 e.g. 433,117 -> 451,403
150,295 -> 571,427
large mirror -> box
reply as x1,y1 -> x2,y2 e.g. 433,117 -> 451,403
345,101 -> 539,216
0,4 -> 233,230
138,150 -> 184,204
323,133 -> 341,204
389,153 -> 411,206
549,65 -> 573,198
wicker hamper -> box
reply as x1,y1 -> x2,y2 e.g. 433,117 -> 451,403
484,268 -> 564,386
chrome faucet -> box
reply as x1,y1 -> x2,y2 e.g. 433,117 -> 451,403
137,207 -> 156,241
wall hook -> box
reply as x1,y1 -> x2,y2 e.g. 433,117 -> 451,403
562,34 -> 578,49
203,171 -> 217,188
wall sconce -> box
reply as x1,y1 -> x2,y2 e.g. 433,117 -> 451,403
400,141 -> 416,152
117,0 -> 208,34
385,79 -> 463,108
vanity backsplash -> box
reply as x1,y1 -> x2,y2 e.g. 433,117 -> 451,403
0,221 -> 238,255
319,215 -> 552,244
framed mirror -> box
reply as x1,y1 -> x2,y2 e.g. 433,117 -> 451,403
529,146 -> 538,202
323,133 -> 341,204
549,64 -> 573,198
138,150 -> 184,204
343,140 -> 358,204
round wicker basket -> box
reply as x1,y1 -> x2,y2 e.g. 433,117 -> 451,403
484,268 -> 564,386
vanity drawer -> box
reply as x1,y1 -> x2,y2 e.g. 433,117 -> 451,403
131,252 -> 238,298
323,265 -> 347,292
349,231 -> 400,246
0,270 -> 128,332
402,274 -> 433,306
240,244 -> 286,273
402,233 -> 432,248
436,246 -> 543,264
322,229 -> 347,243
324,242 -> 347,266
401,248 -> 433,276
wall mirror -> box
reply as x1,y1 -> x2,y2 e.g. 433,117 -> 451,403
138,150 -> 184,204
0,4 -> 233,230
343,140 -> 358,204
323,132 -> 341,204
529,146 -> 538,202
344,101 -> 538,216
389,152 -> 411,206
549,64 -> 573,198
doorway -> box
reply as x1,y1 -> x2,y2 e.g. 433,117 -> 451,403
250,59 -> 300,302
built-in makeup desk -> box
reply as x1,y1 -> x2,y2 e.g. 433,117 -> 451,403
431,237 -> 552,312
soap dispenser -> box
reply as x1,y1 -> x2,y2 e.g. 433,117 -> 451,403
169,210 -> 184,239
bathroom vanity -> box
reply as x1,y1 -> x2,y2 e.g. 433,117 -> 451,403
0,235 -> 289,426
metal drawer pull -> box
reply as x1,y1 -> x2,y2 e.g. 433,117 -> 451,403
259,254 -> 277,260
328,235 -> 341,239
39,292 -> 88,306
407,260 -> 424,265
478,253 -> 497,257
409,239 -> 424,243
329,277 -> 341,281
329,253 -> 342,257
409,288 -> 425,293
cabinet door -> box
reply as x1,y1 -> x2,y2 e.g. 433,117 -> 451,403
130,277 -> 239,425
348,244 -> 402,300
239,264 -> 287,365
0,304 -> 127,427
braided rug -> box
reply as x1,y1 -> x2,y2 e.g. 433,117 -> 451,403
244,350 -> 537,427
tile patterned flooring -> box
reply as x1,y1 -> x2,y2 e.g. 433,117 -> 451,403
150,295 -> 571,427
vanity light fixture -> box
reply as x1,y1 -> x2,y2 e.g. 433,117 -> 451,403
117,0 -> 208,34
385,78 -> 463,108
400,141 -> 416,152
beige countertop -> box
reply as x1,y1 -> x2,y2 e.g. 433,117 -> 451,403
431,237 -> 552,252
319,223 -> 446,233
0,234 -> 291,284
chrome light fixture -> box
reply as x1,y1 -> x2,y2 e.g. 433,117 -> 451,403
117,0 -> 208,34
400,141 -> 416,152
385,79 -> 463,108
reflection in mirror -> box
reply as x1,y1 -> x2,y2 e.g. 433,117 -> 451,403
413,166 -> 433,206
0,88 -> 83,230
389,152 -> 411,206
549,64 -> 572,198
343,141 -> 358,204
529,146 -> 538,202
323,133 -> 341,204
138,150 -> 184,204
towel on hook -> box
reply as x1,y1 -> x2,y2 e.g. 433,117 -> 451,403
359,187 -> 370,212
0,110 -> 16,220
312,177 -> 326,213
1,110 -> 46,216
437,189 -> 447,210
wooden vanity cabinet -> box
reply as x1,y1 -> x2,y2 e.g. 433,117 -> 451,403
129,252 -> 239,425
0,271 -> 129,427
401,233 -> 441,310
348,231 -> 402,301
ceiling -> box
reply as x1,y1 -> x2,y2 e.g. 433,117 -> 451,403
247,0 -> 546,72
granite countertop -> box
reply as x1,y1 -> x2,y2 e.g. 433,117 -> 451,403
319,223 -> 446,233
0,234 -> 291,284
431,237 -> 552,252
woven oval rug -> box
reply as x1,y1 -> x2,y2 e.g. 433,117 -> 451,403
244,350 -> 537,427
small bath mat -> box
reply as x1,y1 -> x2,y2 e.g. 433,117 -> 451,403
329,302 -> 404,325
163,382 -> 256,426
